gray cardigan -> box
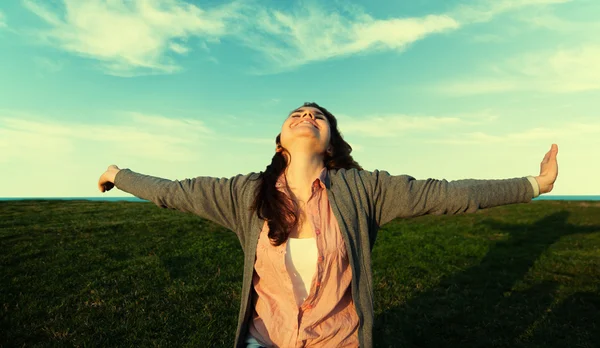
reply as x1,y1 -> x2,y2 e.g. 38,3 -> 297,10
114,167 -> 537,347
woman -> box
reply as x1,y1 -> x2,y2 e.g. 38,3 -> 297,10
98,102 -> 559,347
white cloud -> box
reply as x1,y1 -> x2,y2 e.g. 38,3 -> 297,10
21,0 -> 579,75
438,44 -> 600,95
22,0 -> 461,75
22,0 -> 240,76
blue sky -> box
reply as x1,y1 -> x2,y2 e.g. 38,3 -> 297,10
0,0 -> 598,197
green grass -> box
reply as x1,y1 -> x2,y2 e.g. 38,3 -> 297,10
1,200 -> 599,347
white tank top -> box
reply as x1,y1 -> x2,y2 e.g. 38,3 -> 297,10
285,237 -> 318,307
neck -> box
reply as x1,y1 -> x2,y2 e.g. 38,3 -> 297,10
283,151 -> 325,193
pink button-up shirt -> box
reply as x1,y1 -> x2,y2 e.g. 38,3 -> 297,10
247,167 -> 359,347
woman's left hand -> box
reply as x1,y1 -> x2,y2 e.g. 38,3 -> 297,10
535,144 -> 559,194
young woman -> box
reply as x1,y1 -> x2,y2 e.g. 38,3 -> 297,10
98,102 -> 559,347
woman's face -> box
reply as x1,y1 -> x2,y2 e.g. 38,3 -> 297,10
278,106 -> 332,156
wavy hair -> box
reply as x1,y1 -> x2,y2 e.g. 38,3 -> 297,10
250,102 -> 363,246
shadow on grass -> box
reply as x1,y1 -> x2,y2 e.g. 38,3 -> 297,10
163,255 -> 198,280
374,211 -> 600,347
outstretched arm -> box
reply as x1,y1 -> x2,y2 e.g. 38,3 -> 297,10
372,144 -> 559,227
98,165 -> 258,233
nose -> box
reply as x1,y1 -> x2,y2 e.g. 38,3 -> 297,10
302,111 -> 315,120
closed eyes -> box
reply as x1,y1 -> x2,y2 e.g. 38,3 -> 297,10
291,114 -> 324,119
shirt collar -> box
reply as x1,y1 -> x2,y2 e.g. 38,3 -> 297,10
276,167 -> 329,191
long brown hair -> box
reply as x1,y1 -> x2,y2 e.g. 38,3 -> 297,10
250,102 -> 363,246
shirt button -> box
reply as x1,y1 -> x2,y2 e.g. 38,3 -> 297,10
318,256 -> 324,262
315,228 -> 321,235
316,281 -> 321,287
306,304 -> 313,309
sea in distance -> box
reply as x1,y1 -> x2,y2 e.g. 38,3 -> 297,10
1,196 -> 599,202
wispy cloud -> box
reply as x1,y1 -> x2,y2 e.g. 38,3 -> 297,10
263,98 -> 281,106
0,10 -> 7,28
22,0 -> 241,76
124,111 -> 213,135
0,110 -> 275,165
509,45 -> 600,92
470,34 -> 508,43
250,0 -> 574,72
237,6 -> 460,73
437,80 -> 519,95
515,3 -> 600,34
0,123 -> 74,165
226,136 -> 273,145
334,111 -> 500,138
453,0 -> 572,23
428,121 -> 600,145
33,56 -> 63,73
519,12 -> 582,31
438,44 -> 600,95
0,110 -> 274,165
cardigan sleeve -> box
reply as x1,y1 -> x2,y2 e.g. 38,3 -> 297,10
114,169 -> 258,234
369,169 -> 537,227
526,176 -> 541,198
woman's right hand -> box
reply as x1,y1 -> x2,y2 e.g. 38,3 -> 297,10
98,165 -> 121,192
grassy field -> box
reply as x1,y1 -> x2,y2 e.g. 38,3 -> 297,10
1,200 -> 599,347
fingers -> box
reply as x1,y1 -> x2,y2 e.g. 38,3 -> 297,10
542,150 -> 551,163
98,177 -> 114,192
542,144 -> 558,163
99,183 -> 113,192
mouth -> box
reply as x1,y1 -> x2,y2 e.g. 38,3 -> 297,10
293,120 -> 317,129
